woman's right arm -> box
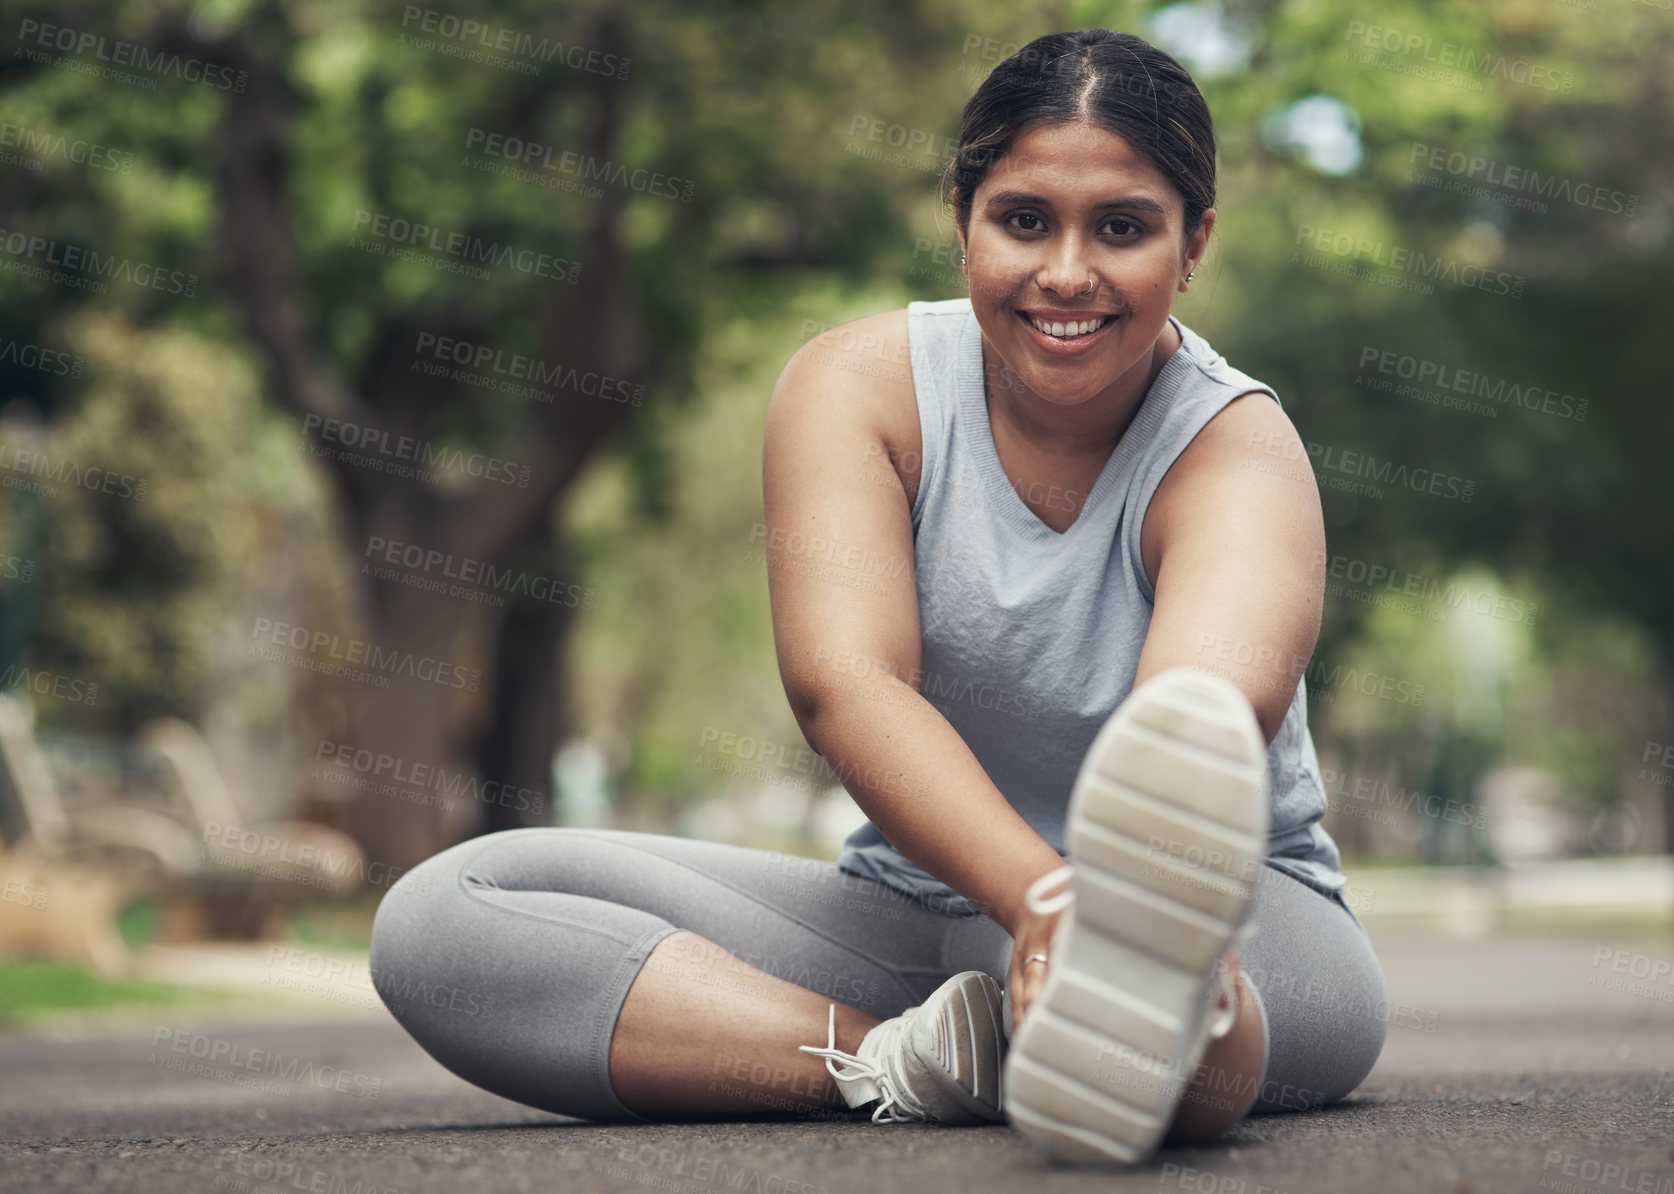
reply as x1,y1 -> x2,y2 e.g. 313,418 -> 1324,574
761,313 -> 1066,941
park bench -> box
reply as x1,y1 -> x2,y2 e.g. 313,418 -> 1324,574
0,694 -> 369,968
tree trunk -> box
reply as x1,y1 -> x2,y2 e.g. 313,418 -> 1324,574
205,14 -> 644,872
1659,672 -> 1674,854
339,564 -> 474,871
473,521 -> 578,836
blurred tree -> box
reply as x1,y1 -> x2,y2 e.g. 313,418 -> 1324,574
13,314 -> 264,728
2,0 -> 1669,869
0,0 -> 1058,866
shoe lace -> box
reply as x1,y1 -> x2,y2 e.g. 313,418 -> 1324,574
1019,863 -> 1259,1041
1023,863 -> 1075,916
797,1003 -> 929,1124
1204,921 -> 1260,1039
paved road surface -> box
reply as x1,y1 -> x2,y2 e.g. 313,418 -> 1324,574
3,927 -> 1672,1194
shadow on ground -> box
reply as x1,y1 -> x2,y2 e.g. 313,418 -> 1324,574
3,928 -> 1672,1194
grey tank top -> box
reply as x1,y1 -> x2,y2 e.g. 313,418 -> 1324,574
835,298 -> 1346,916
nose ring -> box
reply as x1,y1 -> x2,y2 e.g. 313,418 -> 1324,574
1081,275 -> 1096,296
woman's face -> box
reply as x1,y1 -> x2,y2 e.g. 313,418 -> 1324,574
958,120 -> 1213,408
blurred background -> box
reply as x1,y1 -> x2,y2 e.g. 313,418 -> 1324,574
0,0 -> 1669,1022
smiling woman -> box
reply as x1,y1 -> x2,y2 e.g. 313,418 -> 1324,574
367,27 -> 1386,1170
758,28 -> 1386,1162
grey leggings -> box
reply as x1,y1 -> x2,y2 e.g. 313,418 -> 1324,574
369,828 -> 1388,1123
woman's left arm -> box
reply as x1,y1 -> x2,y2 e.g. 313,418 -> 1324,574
1135,392 -> 1327,746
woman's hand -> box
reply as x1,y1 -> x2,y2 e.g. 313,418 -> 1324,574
1006,899 -> 1066,1035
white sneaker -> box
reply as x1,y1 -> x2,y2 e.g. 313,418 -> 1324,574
1003,666 -> 1270,1165
798,970 -> 1006,1124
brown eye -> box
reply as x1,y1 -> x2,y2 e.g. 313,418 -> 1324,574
1007,211 -> 1044,232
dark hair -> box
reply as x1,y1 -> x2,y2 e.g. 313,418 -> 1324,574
944,30 -> 1217,239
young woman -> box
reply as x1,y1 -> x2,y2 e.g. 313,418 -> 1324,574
369,28 -> 1388,1167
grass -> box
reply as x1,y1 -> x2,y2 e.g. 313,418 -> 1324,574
1,893 -> 381,1028
0,959 -> 239,1028
286,892 -> 380,952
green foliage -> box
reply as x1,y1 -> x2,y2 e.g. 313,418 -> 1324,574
0,0 -> 1667,842
13,316 -> 278,725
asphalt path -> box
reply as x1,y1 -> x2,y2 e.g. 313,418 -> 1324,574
3,927 -> 1672,1194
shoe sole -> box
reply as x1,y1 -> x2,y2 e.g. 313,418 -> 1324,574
1003,667 -> 1269,1164
911,970 -> 1007,1124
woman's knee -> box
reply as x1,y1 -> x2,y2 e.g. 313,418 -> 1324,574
368,845 -> 471,1022
1322,940 -> 1390,1103
1241,873 -> 1391,1113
